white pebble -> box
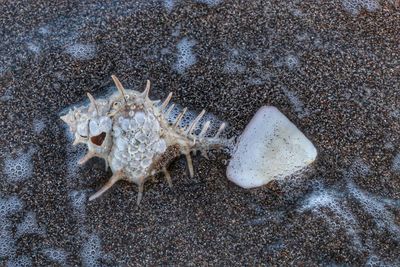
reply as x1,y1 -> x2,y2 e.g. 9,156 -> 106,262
227,106 -> 317,188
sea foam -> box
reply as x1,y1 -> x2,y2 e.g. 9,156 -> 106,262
173,38 -> 197,74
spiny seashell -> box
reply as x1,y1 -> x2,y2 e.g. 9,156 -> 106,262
61,75 -> 233,204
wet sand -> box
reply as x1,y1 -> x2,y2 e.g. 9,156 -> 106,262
0,0 -> 399,265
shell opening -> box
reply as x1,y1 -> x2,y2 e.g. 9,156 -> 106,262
91,132 -> 107,146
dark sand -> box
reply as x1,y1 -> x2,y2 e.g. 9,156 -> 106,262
1,0 -> 399,265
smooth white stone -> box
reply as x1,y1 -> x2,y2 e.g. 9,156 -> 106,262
227,106 -> 317,188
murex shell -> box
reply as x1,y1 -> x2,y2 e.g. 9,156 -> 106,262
61,75 -> 232,204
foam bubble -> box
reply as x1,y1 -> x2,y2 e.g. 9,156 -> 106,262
6,255 -> 32,267
285,54 -> 300,70
0,216 -> 15,258
179,111 -> 197,129
282,88 -> 309,118
299,187 -> 362,247
384,142 -> 394,149
26,42 -> 41,54
16,211 -> 46,238
63,122 -> 75,142
194,0 -> 223,6
223,61 -> 246,74
291,8 -> 304,17
172,24 -> 181,37
361,0 -> 380,12
365,254 -> 390,267
392,153 -> 400,172
342,0 -> 380,15
81,234 -> 102,267
33,118 -> 46,134
346,157 -> 370,178
3,147 -> 35,183
0,218 -> 12,233
390,110 -> 400,118
0,196 -> 23,217
165,104 -> 181,124
347,181 -> 400,239
299,189 -> 337,211
42,248 -> 68,265
173,38 -> 197,74
163,0 -> 174,12
0,88 -> 13,101
342,0 -> 362,15
69,190 -> 87,220
62,108 -> 88,181
66,44 -> 96,60
265,240 -> 286,254
196,112 -> 231,139
66,144 -> 87,180
38,26 -> 51,35
164,104 -> 196,128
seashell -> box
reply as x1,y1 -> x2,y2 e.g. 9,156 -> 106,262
61,75 -> 233,204
89,120 -> 101,136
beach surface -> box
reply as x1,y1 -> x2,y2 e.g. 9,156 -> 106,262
0,0 -> 399,265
